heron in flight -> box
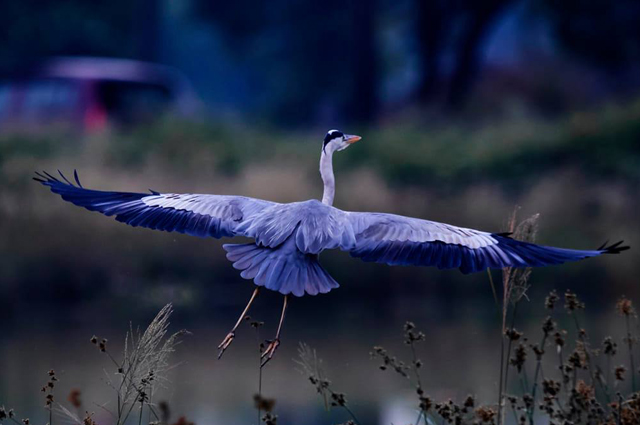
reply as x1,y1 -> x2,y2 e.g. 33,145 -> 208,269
35,129 -> 628,366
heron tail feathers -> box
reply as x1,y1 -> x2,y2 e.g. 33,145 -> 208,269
223,242 -> 339,297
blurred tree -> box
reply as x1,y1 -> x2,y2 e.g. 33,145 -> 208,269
136,0 -> 161,62
349,0 -> 378,122
447,0 -> 514,108
414,0 -> 514,109
0,0 -> 159,75
535,0 -> 640,70
4,0 -> 638,123
414,0 -> 449,104
194,0 -> 379,125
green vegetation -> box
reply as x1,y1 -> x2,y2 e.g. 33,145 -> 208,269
3,100 -> 640,191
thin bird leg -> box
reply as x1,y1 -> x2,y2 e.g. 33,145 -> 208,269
261,295 -> 289,368
217,287 -> 260,359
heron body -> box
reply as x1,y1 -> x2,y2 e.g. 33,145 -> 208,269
35,129 -> 628,364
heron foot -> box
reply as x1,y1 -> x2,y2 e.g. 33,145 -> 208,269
260,338 -> 280,368
217,331 -> 235,359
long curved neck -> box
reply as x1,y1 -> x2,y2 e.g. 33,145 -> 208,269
320,149 -> 335,206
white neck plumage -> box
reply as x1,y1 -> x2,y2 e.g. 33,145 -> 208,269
320,148 -> 336,206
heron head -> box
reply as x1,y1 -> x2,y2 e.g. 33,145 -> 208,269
323,129 -> 361,153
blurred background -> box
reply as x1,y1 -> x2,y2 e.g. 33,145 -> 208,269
1,0 -> 640,424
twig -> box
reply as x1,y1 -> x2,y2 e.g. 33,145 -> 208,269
499,300 -> 520,425
487,269 -> 501,316
256,326 -> 263,425
497,326 -> 506,425
528,333 -> 548,424
625,314 -> 637,392
409,340 -> 426,425
138,397 -> 144,425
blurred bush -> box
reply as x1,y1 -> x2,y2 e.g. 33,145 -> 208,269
4,99 -> 640,189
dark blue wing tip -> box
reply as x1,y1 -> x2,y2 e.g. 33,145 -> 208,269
34,170 -> 80,188
599,240 -> 630,254
32,171 -> 47,183
74,169 -> 82,188
494,231 -> 513,237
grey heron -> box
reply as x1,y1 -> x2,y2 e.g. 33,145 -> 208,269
35,129 -> 628,366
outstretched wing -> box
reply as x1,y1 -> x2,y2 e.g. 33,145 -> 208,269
35,171 -> 276,239
345,211 -> 628,274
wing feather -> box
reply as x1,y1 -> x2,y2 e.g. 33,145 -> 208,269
345,211 -> 626,274
36,171 -> 276,239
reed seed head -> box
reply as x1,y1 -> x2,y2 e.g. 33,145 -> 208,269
542,379 -> 561,397
545,290 -> 559,310
463,395 -> 475,408
82,412 -> 97,425
564,290 -> 585,312
261,412 -> 277,425
603,337 -> 617,356
510,342 -> 527,372
505,328 -> 523,341
542,316 -> 555,335
475,406 -> 496,423
616,297 -> 635,317
253,394 -> 276,412
250,320 -> 264,329
67,389 -> 82,408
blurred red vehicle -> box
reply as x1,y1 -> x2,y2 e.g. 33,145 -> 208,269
0,56 -> 200,132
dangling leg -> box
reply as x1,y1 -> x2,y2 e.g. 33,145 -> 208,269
261,295 -> 289,368
217,287 -> 260,359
